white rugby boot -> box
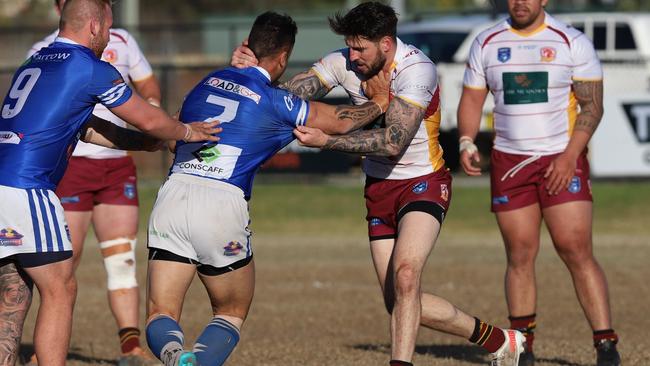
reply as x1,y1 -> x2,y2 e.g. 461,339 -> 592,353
489,329 -> 525,366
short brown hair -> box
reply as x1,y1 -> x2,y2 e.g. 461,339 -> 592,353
59,0 -> 112,32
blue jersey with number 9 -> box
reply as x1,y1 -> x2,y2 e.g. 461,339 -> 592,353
175,66 -> 310,199
0,38 -> 132,190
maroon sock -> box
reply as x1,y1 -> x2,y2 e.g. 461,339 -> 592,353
468,317 -> 506,353
118,327 -> 141,354
389,360 -> 413,366
593,329 -> 618,347
509,314 -> 536,352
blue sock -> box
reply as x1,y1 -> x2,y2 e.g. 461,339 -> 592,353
146,315 -> 185,361
193,317 -> 241,366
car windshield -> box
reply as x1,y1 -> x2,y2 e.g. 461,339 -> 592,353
399,31 -> 469,63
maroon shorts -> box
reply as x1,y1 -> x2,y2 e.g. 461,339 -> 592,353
55,156 -> 139,211
364,169 -> 452,241
490,149 -> 592,212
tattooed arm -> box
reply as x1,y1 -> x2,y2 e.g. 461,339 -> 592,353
295,97 -> 425,157
544,79 -> 603,194
0,263 -> 33,366
280,70 -> 331,100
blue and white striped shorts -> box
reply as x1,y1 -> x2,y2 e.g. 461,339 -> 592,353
0,185 -> 72,259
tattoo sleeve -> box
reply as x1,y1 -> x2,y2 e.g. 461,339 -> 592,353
0,263 -> 32,366
572,80 -> 604,136
280,71 -> 330,100
322,97 -> 425,156
333,102 -> 383,132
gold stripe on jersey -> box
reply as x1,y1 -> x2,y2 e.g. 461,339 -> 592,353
567,91 -> 578,136
309,67 -> 333,90
509,23 -> 547,38
424,108 -> 445,172
395,95 -> 426,110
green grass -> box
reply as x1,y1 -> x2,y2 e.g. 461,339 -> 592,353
137,178 -> 650,237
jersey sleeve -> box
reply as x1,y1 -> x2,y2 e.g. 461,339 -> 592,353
88,61 -> 133,108
393,62 -> 437,109
310,50 -> 347,90
463,38 -> 488,89
571,34 -> 603,80
270,88 -> 310,128
124,31 -> 154,82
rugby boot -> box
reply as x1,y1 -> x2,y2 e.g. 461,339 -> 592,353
518,350 -> 535,366
118,346 -> 162,366
596,339 -> 621,366
490,329 -> 525,366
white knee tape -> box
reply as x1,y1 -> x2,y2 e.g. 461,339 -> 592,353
100,237 -> 138,291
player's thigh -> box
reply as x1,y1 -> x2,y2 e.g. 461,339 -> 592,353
63,211 -> 92,254
369,238 -> 396,290
198,259 -> 255,318
543,201 -> 593,253
495,203 -> 543,258
92,204 -> 138,241
146,259 -> 195,320
394,211 -> 440,271
22,255 -> 75,296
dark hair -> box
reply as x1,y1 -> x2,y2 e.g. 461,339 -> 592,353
328,1 -> 397,42
247,11 -> 297,60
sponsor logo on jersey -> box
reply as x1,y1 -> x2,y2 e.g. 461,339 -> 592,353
192,145 -> 221,164
124,183 -> 136,200
412,181 -> 428,194
102,49 -> 118,64
492,195 -> 509,205
32,52 -> 71,62
440,184 -> 449,202
284,95 -> 295,111
502,72 -> 549,105
0,131 -> 23,144
177,162 -> 225,174
60,196 -> 80,204
0,228 -> 24,246
568,176 -> 581,193
540,47 -> 557,62
370,217 -> 384,226
497,47 -> 511,63
204,77 -> 261,104
224,241 -> 244,256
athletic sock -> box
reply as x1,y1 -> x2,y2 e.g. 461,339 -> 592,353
389,360 -> 413,366
468,317 -> 506,353
593,329 -> 619,347
146,315 -> 185,362
509,313 -> 536,352
193,316 -> 241,366
119,327 -> 142,354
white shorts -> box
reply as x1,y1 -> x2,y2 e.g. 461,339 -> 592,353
0,185 -> 72,259
147,174 -> 252,269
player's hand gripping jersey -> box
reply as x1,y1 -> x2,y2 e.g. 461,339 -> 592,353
28,29 -> 153,159
0,38 -> 132,190
312,38 -> 443,180
463,13 -> 602,155
174,66 -> 309,199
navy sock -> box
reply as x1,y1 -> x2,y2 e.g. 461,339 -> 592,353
146,315 -> 185,361
193,317 -> 241,366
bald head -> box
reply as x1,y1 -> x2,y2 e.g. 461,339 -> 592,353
59,0 -> 111,33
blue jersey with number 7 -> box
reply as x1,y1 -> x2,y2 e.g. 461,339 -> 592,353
175,66 -> 310,199
0,38 -> 132,190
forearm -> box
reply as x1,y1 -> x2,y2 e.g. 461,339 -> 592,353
323,126 -> 402,156
310,101 -> 383,134
133,76 -> 162,106
565,80 -> 604,157
457,88 -> 486,139
280,70 -> 329,100
82,115 -> 159,151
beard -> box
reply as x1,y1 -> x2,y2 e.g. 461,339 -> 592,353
355,52 -> 386,79
90,35 -> 108,58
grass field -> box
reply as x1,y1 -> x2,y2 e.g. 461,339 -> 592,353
20,177 -> 650,365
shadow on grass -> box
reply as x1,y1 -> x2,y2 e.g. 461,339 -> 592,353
19,344 -> 117,365
353,344 -> 588,366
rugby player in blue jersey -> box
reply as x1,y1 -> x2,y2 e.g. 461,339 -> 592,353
144,11 -> 389,366
0,1 -> 220,365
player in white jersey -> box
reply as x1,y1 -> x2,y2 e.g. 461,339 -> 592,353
24,0 -> 161,364
458,1 -> 620,365
233,3 -> 524,365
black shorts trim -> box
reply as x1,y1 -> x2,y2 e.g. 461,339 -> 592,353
148,248 -> 253,276
397,200 -> 446,225
369,234 -> 396,242
1,251 -> 73,269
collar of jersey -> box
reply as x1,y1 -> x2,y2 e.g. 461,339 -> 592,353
507,12 -> 549,37
252,66 -> 271,82
54,36 -> 81,45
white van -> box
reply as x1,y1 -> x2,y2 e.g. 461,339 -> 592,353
398,13 -> 650,177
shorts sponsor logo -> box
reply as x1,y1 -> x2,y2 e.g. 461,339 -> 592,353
492,195 -> 509,205
440,184 -> 449,202
0,131 -> 23,144
540,47 -> 556,62
124,183 -> 136,200
64,225 -> 71,241
370,217 -> 384,227
224,241 -> 244,256
60,196 -> 80,204
568,176 -> 581,193
0,228 -> 23,246
204,77 -> 261,104
497,47 -> 511,63
412,181 -> 428,194
149,228 -> 170,239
